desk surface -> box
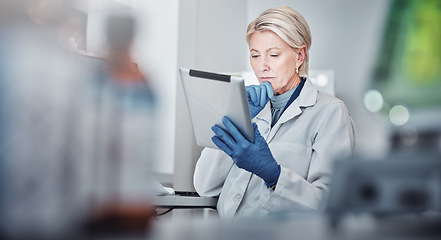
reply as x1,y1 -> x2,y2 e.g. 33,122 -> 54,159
152,192 -> 218,209
152,213 -> 441,240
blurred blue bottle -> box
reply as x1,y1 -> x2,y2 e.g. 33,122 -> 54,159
85,14 -> 158,209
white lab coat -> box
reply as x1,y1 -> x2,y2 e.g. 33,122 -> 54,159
193,79 -> 355,218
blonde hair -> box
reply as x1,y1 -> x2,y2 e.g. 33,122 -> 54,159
246,6 -> 312,77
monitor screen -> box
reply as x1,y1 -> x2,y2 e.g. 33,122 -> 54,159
369,0 -> 441,129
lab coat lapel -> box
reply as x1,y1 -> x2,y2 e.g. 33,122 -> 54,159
255,102 -> 272,124
254,104 -> 272,141
266,80 -> 318,143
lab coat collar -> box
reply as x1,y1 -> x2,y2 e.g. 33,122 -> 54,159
292,79 -> 317,108
256,79 -> 318,126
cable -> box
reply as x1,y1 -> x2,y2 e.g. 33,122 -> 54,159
156,207 -> 175,217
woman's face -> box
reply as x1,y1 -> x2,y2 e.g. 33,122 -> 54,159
249,31 -> 303,95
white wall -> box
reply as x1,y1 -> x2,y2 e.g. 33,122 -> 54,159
247,0 -> 392,158
132,0 -> 179,175
174,0 -> 248,191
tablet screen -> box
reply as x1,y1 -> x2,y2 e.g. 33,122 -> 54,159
180,68 -> 254,149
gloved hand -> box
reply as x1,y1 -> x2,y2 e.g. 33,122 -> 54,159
211,116 -> 280,187
246,81 -> 274,119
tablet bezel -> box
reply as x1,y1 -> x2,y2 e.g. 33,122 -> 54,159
179,68 -> 254,149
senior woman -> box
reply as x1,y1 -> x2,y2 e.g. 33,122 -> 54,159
193,6 -> 355,218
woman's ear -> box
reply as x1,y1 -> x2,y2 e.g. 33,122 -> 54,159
297,46 -> 306,62
296,45 -> 307,69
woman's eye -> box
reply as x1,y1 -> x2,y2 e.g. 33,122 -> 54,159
270,54 -> 278,57
251,55 -> 260,58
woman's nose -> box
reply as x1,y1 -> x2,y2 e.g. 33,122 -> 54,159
260,57 -> 269,72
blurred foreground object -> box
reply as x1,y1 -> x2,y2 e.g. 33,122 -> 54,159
0,3 -> 90,239
327,154 -> 441,219
151,211 -> 441,240
0,3 -> 158,238
81,13 -> 157,236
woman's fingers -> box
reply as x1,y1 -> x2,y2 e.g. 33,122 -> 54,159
212,125 -> 236,145
247,82 -> 273,107
262,81 -> 274,99
222,117 -> 247,143
211,136 -> 233,156
259,85 -> 267,106
249,87 -> 258,105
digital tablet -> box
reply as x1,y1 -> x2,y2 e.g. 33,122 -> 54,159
179,68 -> 254,149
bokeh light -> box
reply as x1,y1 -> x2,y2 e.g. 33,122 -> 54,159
389,105 -> 410,126
364,89 -> 384,113
315,74 -> 329,87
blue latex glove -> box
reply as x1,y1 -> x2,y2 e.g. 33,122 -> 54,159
211,116 -> 281,187
246,81 -> 274,119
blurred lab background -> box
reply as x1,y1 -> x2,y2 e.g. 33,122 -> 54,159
0,0 -> 440,239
